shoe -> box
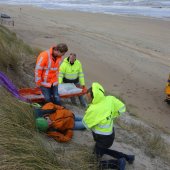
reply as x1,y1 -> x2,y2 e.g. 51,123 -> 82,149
126,155 -> 135,164
99,160 -> 109,169
118,158 -> 126,170
99,160 -> 117,169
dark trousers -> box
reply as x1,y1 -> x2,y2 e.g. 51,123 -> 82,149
40,85 -> 61,105
95,145 -> 128,169
95,145 -> 128,159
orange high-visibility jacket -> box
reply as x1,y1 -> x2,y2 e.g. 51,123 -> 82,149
35,47 -> 62,87
42,103 -> 75,142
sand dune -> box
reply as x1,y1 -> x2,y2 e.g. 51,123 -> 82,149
1,4 -> 170,132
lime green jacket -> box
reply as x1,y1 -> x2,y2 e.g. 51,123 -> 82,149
58,57 -> 85,86
82,82 -> 126,135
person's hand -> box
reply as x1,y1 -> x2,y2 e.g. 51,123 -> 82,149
36,82 -> 41,87
45,117 -> 52,125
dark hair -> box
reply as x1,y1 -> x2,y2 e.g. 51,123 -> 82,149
54,43 -> 68,53
70,53 -> 76,57
87,87 -> 94,99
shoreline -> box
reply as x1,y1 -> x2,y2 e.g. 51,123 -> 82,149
0,1 -> 170,20
1,4 -> 170,133
1,3 -> 170,21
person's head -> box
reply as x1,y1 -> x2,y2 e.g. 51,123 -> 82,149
86,82 -> 105,104
36,117 -> 49,132
53,43 -> 68,58
69,53 -> 76,64
85,87 -> 93,104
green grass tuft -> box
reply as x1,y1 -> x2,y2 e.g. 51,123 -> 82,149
0,25 -> 41,87
0,89 -> 61,170
0,89 -> 97,169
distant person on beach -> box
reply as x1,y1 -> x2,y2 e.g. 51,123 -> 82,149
58,53 -> 87,107
35,44 -> 68,105
35,102 -> 85,142
82,82 -> 135,170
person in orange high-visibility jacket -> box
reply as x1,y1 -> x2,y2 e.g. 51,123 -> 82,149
35,44 -> 68,105
35,102 -> 85,142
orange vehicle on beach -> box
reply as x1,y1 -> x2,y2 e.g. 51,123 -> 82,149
165,74 -> 170,104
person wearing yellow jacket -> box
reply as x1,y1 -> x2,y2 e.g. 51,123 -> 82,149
83,82 -> 135,170
165,74 -> 170,104
58,53 -> 87,107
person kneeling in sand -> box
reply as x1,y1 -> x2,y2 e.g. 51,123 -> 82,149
82,82 -> 135,170
36,102 -> 85,142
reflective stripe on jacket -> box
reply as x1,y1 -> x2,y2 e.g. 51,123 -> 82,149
35,47 -> 62,87
58,57 -> 85,86
82,82 -> 126,135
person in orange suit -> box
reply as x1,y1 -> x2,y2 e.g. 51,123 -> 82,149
35,44 -> 68,105
35,102 -> 85,142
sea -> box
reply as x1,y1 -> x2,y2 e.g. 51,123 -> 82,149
0,0 -> 170,19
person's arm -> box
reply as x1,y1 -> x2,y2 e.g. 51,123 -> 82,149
78,62 -> 85,86
112,97 -> 126,118
35,53 -> 47,86
58,63 -> 65,84
47,129 -> 73,142
82,107 -> 99,130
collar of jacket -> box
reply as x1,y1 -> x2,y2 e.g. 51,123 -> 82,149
67,57 -> 76,65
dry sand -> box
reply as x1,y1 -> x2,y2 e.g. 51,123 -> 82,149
0,5 -> 170,132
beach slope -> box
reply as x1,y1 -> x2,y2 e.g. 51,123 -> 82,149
1,4 -> 170,132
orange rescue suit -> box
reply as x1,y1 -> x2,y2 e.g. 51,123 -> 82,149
35,47 -> 62,87
42,103 -> 74,142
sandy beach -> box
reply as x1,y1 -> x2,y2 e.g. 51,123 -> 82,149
0,4 -> 170,132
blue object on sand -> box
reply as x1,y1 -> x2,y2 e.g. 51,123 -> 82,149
1,13 -> 11,19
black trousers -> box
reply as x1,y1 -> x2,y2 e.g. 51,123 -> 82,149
95,145 -> 128,169
95,144 -> 128,159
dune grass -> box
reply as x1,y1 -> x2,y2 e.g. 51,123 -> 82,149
0,25 -> 97,169
116,117 -> 170,162
0,89 -> 97,170
0,89 -> 60,170
0,25 -> 41,87
0,25 -> 34,72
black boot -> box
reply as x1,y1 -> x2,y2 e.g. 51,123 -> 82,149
125,155 -> 135,164
99,158 -> 126,170
118,158 -> 126,170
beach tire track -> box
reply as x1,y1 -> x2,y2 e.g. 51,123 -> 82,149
66,26 -> 170,67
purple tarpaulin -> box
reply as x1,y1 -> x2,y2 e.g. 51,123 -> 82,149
0,71 -> 28,102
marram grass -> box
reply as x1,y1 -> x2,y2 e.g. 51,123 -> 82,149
0,89 -> 61,170
0,89 -> 97,170
0,25 -> 97,169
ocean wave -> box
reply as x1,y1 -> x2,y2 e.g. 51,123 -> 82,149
0,0 -> 170,19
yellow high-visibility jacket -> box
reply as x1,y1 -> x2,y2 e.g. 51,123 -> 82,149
83,82 -> 126,135
165,74 -> 170,95
58,57 -> 85,86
